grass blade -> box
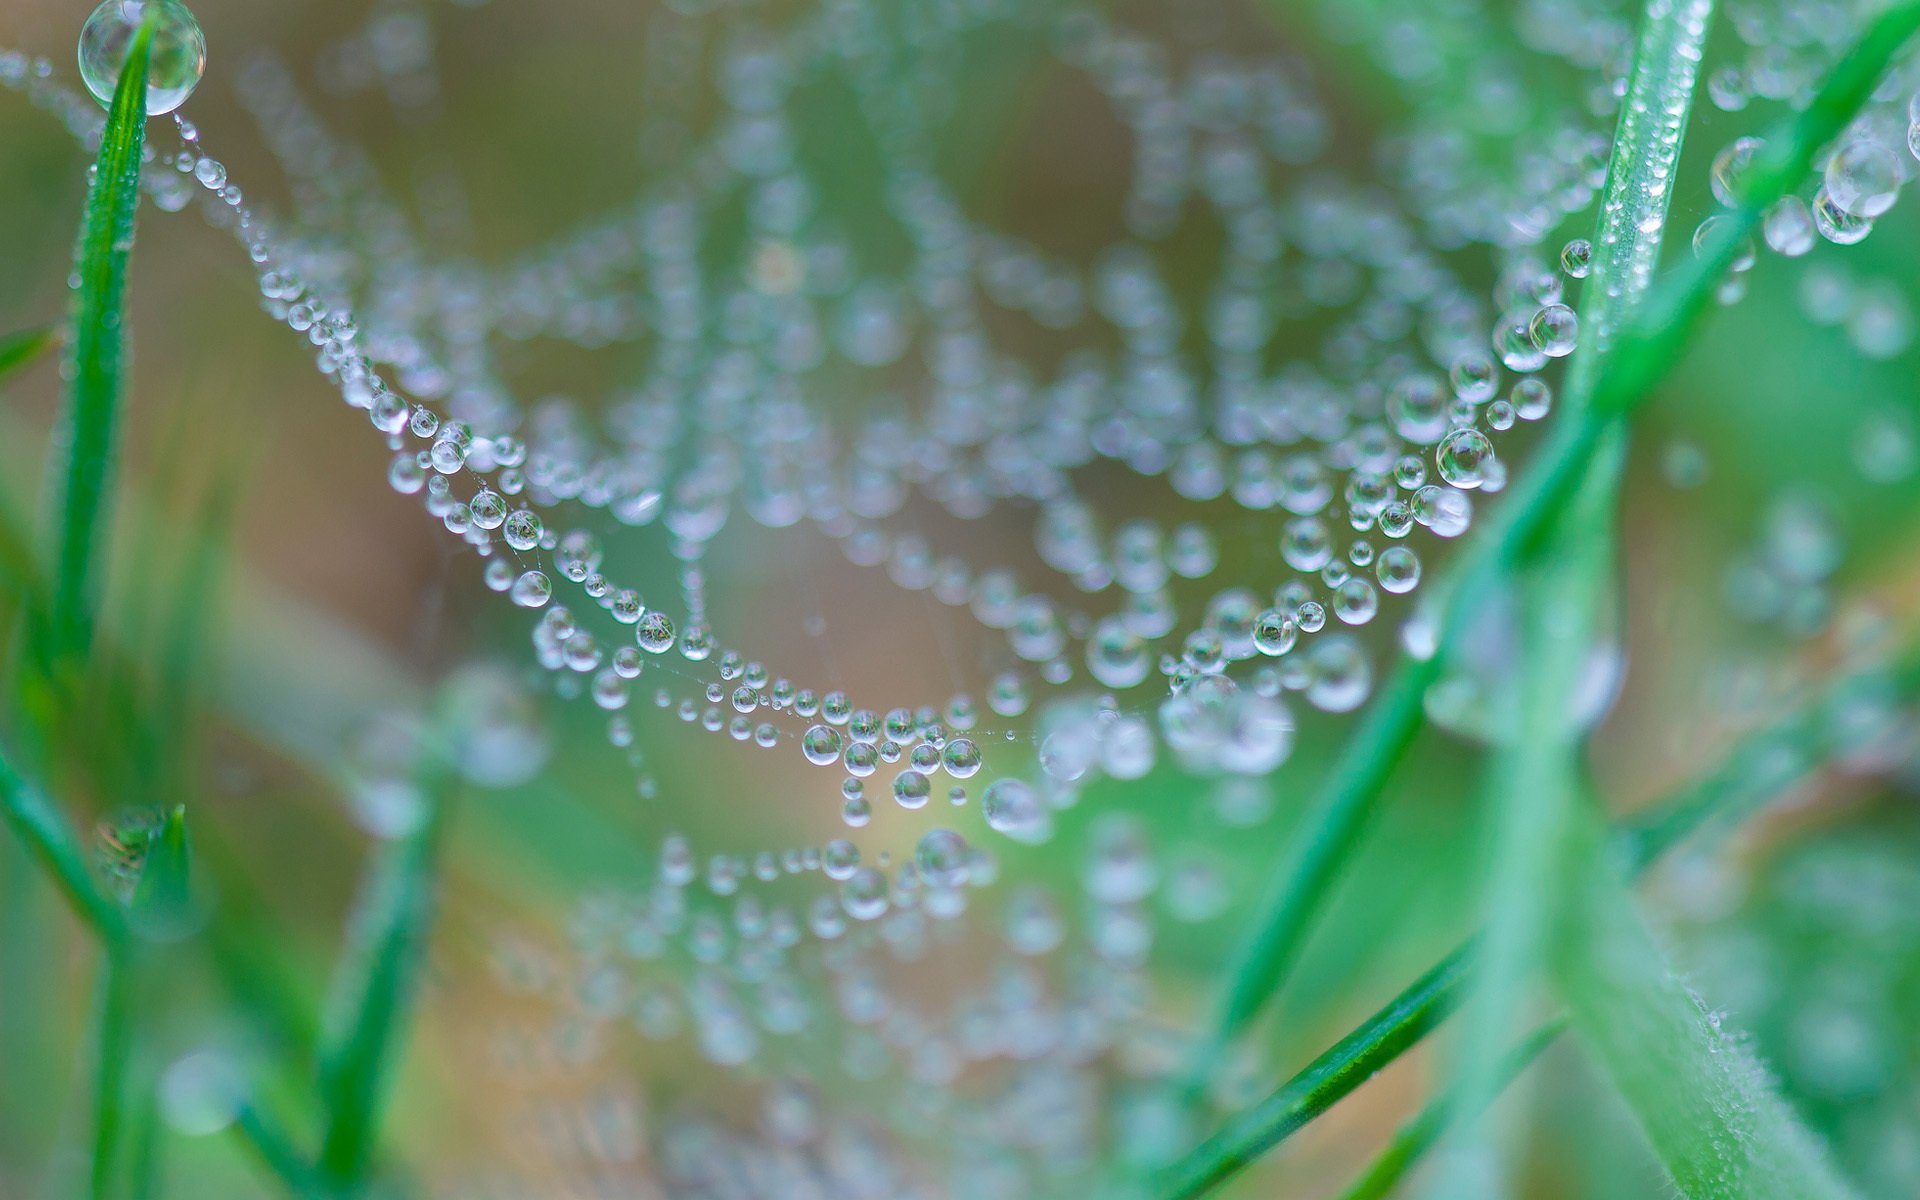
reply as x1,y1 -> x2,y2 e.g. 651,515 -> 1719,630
0,325 -> 59,384
129,803 -> 193,940
43,11 -> 154,676
1564,0 -> 1715,380
126,1072 -> 161,1200
89,946 -> 135,1200
232,1101 -> 327,1198
200,831 -> 325,1066
1155,648 -> 1920,1197
1163,953 -> 1469,1200
1423,481 -> 1617,1198
1190,658 -> 1436,1080
1548,805 -> 1859,1199
316,780 -> 452,1189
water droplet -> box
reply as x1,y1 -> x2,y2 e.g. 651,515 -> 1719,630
78,0 -> 205,116
1437,428 -> 1495,489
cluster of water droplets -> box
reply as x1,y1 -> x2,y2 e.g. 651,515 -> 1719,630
1695,5 -> 1920,277
7,0 -> 1920,1191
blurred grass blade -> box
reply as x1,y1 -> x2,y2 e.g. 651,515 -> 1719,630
127,1073 -> 161,1200
157,475 -> 240,752
1423,488 -> 1615,1197
0,469 -> 327,1059
233,1101 -> 327,1198
0,741 -> 124,939
89,947 -> 135,1200
1156,646 -> 1920,1197
1548,807 -> 1859,1200
1615,652 -> 1920,865
130,803 -> 194,939
202,831 -> 325,1066
43,13 -> 154,676
1337,1022 -> 1564,1200
0,325 -> 58,384
317,784 -> 452,1188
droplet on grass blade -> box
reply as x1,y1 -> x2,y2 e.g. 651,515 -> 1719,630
78,0 -> 205,116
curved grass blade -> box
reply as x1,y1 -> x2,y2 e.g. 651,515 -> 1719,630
316,776 -> 452,1189
0,325 -> 58,384
1156,647 -> 1920,1198
1189,0 -> 1920,1085
43,12 -> 155,677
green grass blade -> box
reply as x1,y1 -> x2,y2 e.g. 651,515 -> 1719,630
126,1070 -> 161,1200
1155,646 -> 1920,1197
1424,475 -> 1618,1198
1615,658 -> 1920,865
1163,952 -> 1469,1200
0,480 -> 326,1062
129,803 -> 193,940
1563,0 -> 1715,385
316,783 -> 452,1189
155,476 -> 239,766
43,13 -> 154,676
1192,401 -> 1602,1079
1549,804 -> 1859,1200
89,945 -> 135,1200
0,325 -> 59,384
1336,1021 -> 1565,1200
200,831 -> 325,1066
232,1101 -> 327,1198
1191,656 -> 1437,1080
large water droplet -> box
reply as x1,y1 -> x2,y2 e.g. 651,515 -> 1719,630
78,0 -> 205,117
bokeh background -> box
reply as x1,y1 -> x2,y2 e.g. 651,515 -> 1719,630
2,0 -> 1919,1196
